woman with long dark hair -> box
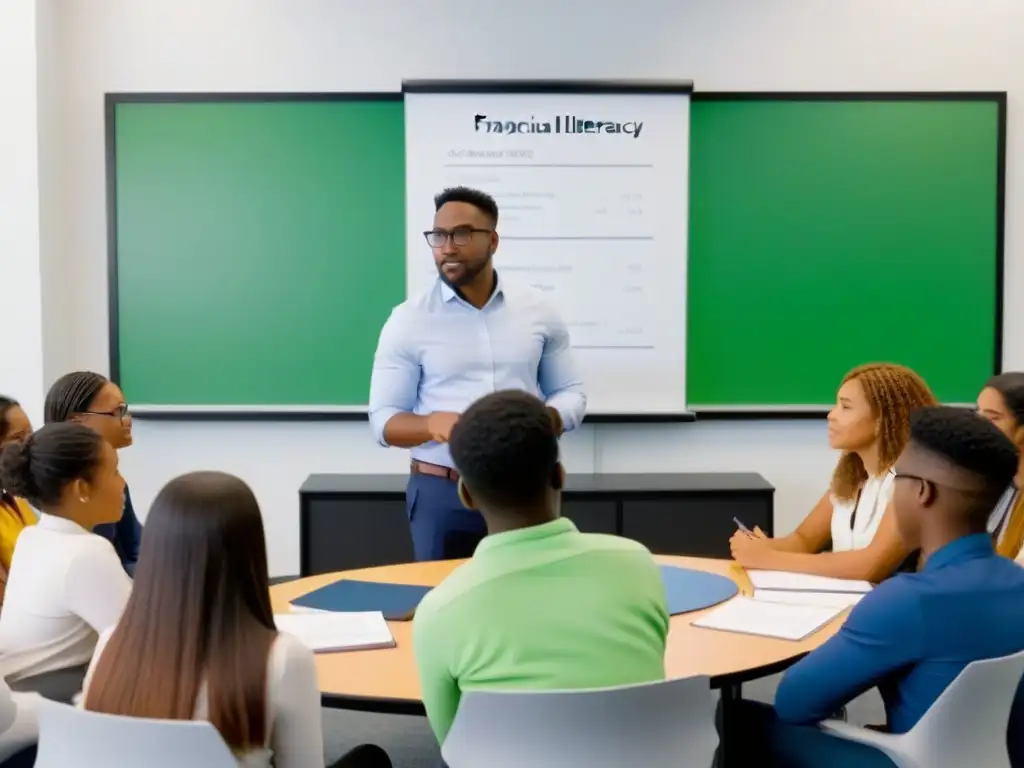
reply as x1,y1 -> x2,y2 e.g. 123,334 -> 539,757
82,472 -> 391,768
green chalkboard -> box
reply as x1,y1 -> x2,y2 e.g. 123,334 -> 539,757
687,96 -> 1001,407
108,93 -> 1003,413
111,96 -> 406,408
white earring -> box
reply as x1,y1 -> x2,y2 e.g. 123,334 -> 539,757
79,497 -> 88,504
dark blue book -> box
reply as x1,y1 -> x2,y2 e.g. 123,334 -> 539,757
290,579 -> 432,621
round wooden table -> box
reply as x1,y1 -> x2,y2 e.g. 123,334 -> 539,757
270,556 -> 845,713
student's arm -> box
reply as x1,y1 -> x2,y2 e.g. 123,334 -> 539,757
412,601 -> 461,744
268,634 -> 326,768
115,487 -> 143,575
538,308 -> 586,434
767,492 -> 835,554
368,309 -> 431,448
64,541 -> 132,632
774,580 -> 922,725
736,502 -> 908,582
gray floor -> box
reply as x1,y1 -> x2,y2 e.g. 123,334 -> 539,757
319,674 -> 887,767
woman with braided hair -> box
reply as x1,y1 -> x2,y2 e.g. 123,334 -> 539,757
44,371 -> 143,574
731,363 -> 936,582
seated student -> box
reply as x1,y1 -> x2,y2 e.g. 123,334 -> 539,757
977,372 -> 1024,559
731,362 -> 936,581
413,390 -> 670,746
0,423 -> 132,701
82,471 -> 391,768
0,397 -> 37,602
720,406 -> 1024,767
45,371 -> 143,574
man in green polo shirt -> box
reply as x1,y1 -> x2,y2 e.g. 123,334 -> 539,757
412,389 -> 670,745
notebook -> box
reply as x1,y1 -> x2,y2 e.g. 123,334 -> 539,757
289,579 -> 431,621
693,596 -> 844,641
754,589 -> 864,609
274,611 -> 395,653
745,570 -> 873,594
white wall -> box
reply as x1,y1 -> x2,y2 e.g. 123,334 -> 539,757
1,0 -> 45,425
36,0 -> 1024,574
36,0 -> 69,388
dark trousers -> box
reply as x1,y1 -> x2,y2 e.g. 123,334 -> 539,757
329,744 -> 392,768
2,747 -> 36,768
716,699 -> 897,768
406,473 -> 487,562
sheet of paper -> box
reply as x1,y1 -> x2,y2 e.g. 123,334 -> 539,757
754,589 -> 864,609
746,570 -> 872,594
274,611 -> 395,653
693,596 -> 844,641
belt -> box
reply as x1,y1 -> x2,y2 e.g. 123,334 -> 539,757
411,460 -> 460,482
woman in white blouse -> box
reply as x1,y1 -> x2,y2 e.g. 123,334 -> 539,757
977,372 -> 1024,560
0,422 -> 131,699
81,471 -> 391,768
731,363 -> 936,582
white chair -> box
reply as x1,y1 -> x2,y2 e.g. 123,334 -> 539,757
34,697 -> 236,767
441,675 -> 717,768
820,648 -> 1024,768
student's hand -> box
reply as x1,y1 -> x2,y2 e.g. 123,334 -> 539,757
731,531 -> 778,569
426,412 -> 460,443
728,527 -> 765,545
729,529 -> 751,548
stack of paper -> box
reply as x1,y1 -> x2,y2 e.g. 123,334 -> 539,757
693,597 -> 844,641
274,611 -> 396,653
745,571 -> 873,594
753,589 -> 864,609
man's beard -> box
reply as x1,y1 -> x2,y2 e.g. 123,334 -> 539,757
437,253 -> 491,287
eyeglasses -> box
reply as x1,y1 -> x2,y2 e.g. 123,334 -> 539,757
889,466 -> 976,493
423,227 -> 492,248
81,404 -> 130,423
889,467 -> 926,483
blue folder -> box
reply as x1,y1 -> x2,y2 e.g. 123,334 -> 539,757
290,579 -> 432,621
660,565 -> 739,616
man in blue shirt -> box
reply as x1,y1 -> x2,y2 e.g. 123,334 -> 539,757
368,187 -> 586,562
721,405 -> 1024,767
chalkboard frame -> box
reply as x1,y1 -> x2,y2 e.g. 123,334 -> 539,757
104,90 -> 1006,423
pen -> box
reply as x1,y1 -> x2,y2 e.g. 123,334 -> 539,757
733,516 -> 752,535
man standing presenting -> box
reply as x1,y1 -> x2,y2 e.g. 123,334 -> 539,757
369,186 -> 586,561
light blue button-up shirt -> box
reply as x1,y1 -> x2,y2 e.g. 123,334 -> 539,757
368,275 -> 587,469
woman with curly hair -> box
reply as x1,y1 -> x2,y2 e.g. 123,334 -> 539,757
731,363 -> 936,582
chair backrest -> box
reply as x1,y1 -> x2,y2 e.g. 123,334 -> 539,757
34,698 -> 237,768
441,675 -> 717,768
899,649 -> 1024,768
